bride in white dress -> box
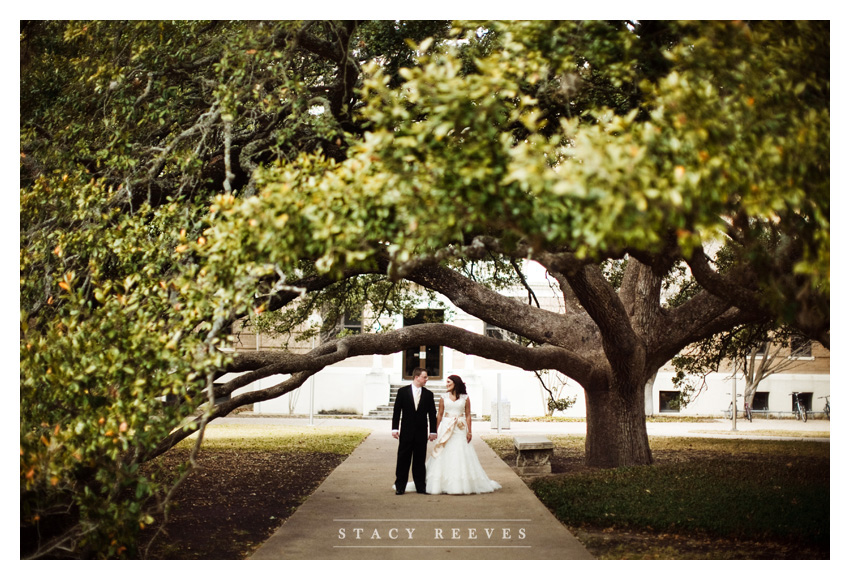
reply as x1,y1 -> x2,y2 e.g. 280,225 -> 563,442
424,375 -> 501,495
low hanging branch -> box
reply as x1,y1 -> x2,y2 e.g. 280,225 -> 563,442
146,323 -> 595,461
143,371 -> 315,462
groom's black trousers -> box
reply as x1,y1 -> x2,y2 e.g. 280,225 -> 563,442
395,431 -> 428,492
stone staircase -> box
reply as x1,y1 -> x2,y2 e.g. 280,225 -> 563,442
366,383 -> 477,419
367,383 -> 405,419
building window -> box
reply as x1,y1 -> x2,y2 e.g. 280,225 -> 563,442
342,312 -> 362,334
485,322 -> 518,342
402,309 -> 444,380
790,335 -> 812,358
321,309 -> 363,341
752,392 -> 770,411
659,391 -> 682,412
791,392 -> 813,413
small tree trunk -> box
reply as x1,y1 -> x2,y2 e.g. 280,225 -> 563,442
643,371 -> 658,417
585,381 -> 653,468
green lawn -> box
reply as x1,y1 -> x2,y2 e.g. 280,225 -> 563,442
178,423 -> 371,453
485,435 -> 829,559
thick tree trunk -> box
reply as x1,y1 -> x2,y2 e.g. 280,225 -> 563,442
584,380 -> 653,468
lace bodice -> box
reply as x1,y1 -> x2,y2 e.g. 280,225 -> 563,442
441,393 -> 468,418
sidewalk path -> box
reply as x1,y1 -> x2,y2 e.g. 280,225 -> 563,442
248,427 -> 594,560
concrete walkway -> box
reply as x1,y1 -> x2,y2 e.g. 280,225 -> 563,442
248,426 -> 594,560
239,416 -> 828,560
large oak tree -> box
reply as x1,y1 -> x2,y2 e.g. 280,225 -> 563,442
21,20 -> 828,557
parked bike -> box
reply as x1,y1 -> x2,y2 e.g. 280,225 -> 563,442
791,391 -> 808,422
819,395 -> 830,420
725,394 -> 743,421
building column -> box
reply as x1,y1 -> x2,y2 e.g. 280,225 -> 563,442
362,355 -> 389,416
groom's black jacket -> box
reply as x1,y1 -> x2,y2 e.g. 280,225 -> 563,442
392,385 -> 437,441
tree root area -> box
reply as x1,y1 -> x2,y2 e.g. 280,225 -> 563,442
139,449 -> 345,559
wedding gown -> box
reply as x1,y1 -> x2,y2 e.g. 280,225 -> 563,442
423,394 -> 501,495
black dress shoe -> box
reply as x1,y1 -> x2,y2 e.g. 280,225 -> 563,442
416,490 -> 427,494
395,490 -> 405,495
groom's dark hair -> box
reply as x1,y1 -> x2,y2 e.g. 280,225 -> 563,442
412,367 -> 427,378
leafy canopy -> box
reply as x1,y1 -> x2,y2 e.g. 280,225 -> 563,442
219,21 -> 828,303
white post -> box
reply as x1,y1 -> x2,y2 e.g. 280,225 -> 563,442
731,359 -> 737,432
308,374 -> 315,426
255,328 -> 261,414
496,373 -> 502,434
308,336 -> 316,426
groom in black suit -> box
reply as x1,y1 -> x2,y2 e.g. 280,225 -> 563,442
392,367 -> 438,494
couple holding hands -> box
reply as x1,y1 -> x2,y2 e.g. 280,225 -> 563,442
392,368 -> 501,495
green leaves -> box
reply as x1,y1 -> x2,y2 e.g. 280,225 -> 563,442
20,172 -> 225,557
198,21 -> 828,344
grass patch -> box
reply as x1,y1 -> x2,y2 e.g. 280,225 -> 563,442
534,456 -> 827,541
645,416 -> 720,423
177,424 -> 370,454
646,436 -> 830,456
484,435 -> 829,559
689,429 -> 829,438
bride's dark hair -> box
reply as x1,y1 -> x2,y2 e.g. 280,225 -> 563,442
448,374 -> 467,395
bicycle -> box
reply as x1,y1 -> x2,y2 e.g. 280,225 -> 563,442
725,394 -> 742,421
819,395 -> 830,420
791,392 -> 807,422
743,401 -> 753,422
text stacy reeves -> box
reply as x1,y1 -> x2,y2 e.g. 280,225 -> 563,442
337,526 -> 527,540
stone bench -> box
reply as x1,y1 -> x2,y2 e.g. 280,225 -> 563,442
513,435 -> 554,475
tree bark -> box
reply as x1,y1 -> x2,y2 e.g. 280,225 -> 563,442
585,377 -> 653,467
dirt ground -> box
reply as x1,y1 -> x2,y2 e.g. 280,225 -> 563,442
139,448 -> 347,559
